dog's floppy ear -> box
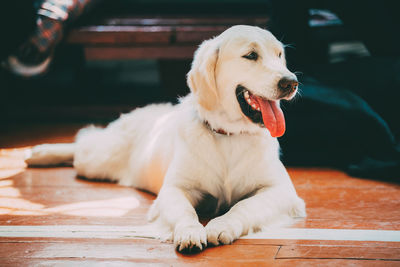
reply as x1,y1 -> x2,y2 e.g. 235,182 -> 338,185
187,38 -> 219,111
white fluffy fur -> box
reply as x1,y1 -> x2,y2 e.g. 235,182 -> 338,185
26,25 -> 306,251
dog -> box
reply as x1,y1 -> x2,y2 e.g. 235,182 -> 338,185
25,25 -> 306,252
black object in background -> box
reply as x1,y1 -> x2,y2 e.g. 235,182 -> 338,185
0,1 -> 36,61
270,0 -> 400,180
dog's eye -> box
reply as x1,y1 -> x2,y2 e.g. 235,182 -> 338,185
278,52 -> 282,58
243,51 -> 258,61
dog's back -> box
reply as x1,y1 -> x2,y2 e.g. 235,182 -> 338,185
26,102 -> 177,193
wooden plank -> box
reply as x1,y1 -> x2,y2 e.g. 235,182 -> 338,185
99,16 -> 269,27
292,219 -> 400,230
2,258 -> 399,267
0,259 -> 168,267
244,228 -> 400,242
0,240 -> 279,261
1,226 -> 400,243
0,240 -> 398,266
296,187 -> 400,221
0,186 -> 152,225
68,24 -> 269,46
84,46 -> 197,60
67,26 -> 172,45
9,167 -> 121,188
66,16 -> 270,50
0,258 -> 275,267
237,238 -> 400,248
275,259 -> 400,267
5,237 -> 400,249
289,168 -> 400,189
0,215 -> 149,226
276,245 -> 400,260
0,166 -> 155,226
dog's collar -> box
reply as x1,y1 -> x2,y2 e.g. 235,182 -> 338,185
204,121 -> 262,136
204,121 -> 234,136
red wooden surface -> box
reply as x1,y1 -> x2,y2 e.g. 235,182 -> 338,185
84,46 -> 197,60
68,26 -> 173,45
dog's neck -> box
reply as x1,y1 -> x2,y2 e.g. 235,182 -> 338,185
201,109 -> 261,136
204,120 -> 233,136
199,105 -> 246,136
183,93 -> 264,136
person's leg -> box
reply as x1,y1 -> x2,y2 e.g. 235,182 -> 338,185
4,0 -> 101,77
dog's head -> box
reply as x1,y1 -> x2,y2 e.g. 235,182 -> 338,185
187,25 -> 298,137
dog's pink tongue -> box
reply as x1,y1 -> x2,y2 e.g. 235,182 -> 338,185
254,97 -> 285,137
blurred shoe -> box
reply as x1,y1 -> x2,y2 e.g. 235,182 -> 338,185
3,16 -> 62,77
5,41 -> 53,77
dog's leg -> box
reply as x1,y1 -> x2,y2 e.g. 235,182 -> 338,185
149,185 -> 207,252
205,184 -> 306,245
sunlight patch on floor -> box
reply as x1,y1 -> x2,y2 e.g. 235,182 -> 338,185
45,197 -> 140,217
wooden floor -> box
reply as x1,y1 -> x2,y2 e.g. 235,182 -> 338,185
1,123 -> 399,266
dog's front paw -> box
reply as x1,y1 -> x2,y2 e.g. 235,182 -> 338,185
174,222 -> 207,252
205,216 -> 242,246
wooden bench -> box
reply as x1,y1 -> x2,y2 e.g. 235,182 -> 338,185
66,16 -> 269,60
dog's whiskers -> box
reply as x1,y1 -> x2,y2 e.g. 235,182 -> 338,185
283,43 -> 296,50
294,71 -> 303,76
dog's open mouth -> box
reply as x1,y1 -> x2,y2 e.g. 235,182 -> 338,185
236,85 -> 285,137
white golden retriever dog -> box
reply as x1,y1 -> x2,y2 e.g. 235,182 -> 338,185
26,25 -> 306,252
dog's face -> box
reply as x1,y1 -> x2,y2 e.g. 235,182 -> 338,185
187,25 -> 298,137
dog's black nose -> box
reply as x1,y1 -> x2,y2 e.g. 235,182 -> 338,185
278,77 -> 298,96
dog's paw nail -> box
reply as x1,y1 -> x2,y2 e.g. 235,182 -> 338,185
206,230 -> 220,246
206,218 -> 239,246
218,232 -> 233,245
174,223 -> 207,253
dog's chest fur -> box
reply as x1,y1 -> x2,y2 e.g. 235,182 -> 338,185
191,132 -> 279,211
